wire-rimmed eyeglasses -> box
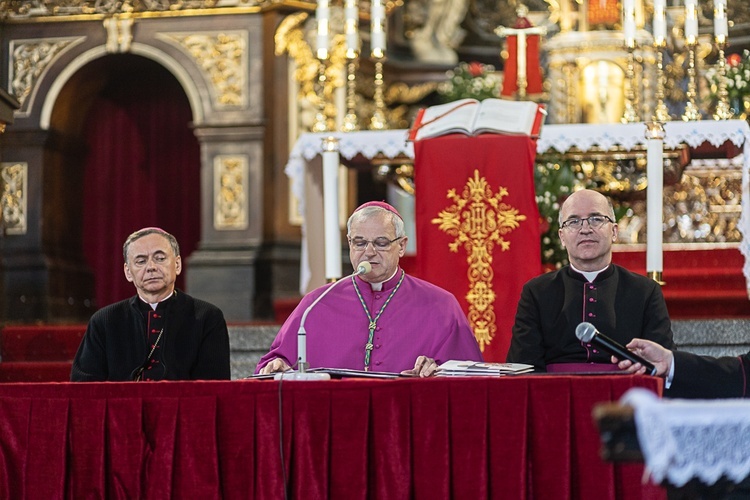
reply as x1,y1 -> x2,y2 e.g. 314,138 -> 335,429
348,236 -> 403,251
560,215 -> 614,230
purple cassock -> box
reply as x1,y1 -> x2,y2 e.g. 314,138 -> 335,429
256,269 -> 484,373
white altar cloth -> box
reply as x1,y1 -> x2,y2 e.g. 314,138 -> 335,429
285,121 -> 750,292
622,388 -> 750,487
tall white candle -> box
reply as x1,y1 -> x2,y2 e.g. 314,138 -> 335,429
370,0 -> 386,58
714,0 -> 728,42
321,137 -> 342,280
623,0 -> 636,47
316,0 -> 330,59
684,0 -> 698,44
653,0 -> 666,45
344,0 -> 360,57
646,126 -> 664,274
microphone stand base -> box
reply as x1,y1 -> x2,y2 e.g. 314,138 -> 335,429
274,371 -> 331,381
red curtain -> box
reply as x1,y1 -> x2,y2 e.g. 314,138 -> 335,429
81,66 -> 201,308
414,134 -> 542,362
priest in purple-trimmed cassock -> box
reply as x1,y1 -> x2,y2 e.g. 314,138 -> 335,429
256,202 -> 484,377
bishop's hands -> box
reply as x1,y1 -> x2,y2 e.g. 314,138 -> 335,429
259,357 -> 292,375
613,338 -> 673,377
400,355 -> 439,378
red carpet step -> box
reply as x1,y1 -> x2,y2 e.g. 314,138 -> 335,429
612,247 -> 750,319
0,325 -> 85,382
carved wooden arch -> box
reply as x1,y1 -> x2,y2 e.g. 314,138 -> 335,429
37,42 -> 205,131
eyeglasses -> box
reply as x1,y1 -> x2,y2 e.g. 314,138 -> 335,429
560,215 -> 614,230
349,236 -> 403,251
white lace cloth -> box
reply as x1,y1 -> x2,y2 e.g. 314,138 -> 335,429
285,121 -> 750,291
621,388 -> 750,487
284,130 -> 413,217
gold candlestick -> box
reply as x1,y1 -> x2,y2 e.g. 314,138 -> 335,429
682,41 -> 702,121
370,57 -> 387,130
312,57 -> 329,132
342,58 -> 360,132
653,42 -> 671,122
713,39 -> 734,120
621,44 -> 640,123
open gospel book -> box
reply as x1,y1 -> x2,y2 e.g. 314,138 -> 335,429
408,98 -> 546,141
436,360 -> 534,377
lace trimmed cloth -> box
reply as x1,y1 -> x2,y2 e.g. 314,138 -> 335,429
621,387 -> 750,487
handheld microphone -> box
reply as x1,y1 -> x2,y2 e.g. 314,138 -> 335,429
283,261 -> 372,381
575,322 -> 658,376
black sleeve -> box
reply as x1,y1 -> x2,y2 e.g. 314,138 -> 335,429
70,318 -> 108,382
507,282 -> 546,370
668,350 -> 748,399
190,304 -> 231,380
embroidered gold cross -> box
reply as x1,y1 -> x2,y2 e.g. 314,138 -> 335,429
431,169 -> 527,351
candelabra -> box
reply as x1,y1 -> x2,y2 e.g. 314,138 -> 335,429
312,57 -> 329,132
713,39 -> 734,120
370,55 -> 387,130
342,58 -> 360,132
621,45 -> 640,123
653,41 -> 671,122
682,41 -> 702,121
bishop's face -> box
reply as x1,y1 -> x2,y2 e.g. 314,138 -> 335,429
348,212 -> 407,283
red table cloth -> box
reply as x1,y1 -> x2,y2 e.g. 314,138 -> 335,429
0,375 -> 664,499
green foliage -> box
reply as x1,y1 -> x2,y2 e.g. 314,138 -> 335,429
707,49 -> 750,113
437,62 -> 501,103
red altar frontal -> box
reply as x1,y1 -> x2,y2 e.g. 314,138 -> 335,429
414,134 -> 542,362
0,375 -> 664,499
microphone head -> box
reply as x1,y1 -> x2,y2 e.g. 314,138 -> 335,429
575,322 -> 596,342
357,261 -> 372,275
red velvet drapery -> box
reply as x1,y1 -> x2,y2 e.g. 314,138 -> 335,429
81,65 -> 201,309
0,376 -> 665,499
414,134 -> 542,362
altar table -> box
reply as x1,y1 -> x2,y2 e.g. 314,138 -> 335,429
0,375 -> 663,499
286,120 -> 750,294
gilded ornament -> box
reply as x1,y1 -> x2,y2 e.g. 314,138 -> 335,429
431,169 -> 527,350
1,162 -> 27,234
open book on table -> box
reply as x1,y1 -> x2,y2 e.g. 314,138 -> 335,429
436,360 -> 535,377
247,367 -> 402,380
408,98 -> 546,141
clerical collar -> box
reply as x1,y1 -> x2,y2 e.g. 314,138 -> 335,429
369,268 -> 400,291
570,263 -> 609,283
138,290 -> 176,310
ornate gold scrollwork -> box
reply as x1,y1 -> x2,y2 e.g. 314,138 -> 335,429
1,162 -> 27,234
10,38 -> 80,111
214,155 -> 248,230
160,32 -> 247,108
431,169 -> 527,350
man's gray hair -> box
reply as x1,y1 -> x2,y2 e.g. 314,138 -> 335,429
123,227 -> 180,261
347,206 -> 406,238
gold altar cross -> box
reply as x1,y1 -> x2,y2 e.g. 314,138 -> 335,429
495,21 -> 547,99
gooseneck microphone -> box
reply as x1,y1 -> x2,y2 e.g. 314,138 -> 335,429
278,261 -> 372,381
575,322 -> 658,376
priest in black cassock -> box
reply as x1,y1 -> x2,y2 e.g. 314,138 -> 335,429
71,227 -> 230,381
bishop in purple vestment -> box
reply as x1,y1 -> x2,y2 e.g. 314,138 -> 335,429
256,202 -> 483,377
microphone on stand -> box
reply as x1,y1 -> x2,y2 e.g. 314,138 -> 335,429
575,322 -> 658,376
275,260 -> 372,381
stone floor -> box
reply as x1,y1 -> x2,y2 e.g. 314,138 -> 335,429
228,319 -> 750,380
